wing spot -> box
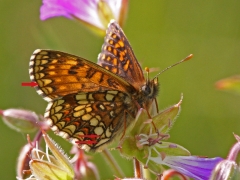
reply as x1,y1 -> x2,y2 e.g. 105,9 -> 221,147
96,115 -> 101,120
108,91 -> 118,95
109,39 -> 114,45
42,55 -> 49,59
54,113 -> 63,120
107,46 -> 112,52
64,125 -> 76,134
94,127 -> 104,135
40,60 -> 48,65
105,94 -> 114,101
112,34 -> 117,39
54,106 -> 63,113
99,104 -> 105,110
111,67 -> 117,74
74,105 -> 85,111
90,118 -> 98,126
59,85 -> 67,90
85,107 -> 92,113
114,43 -> 120,48
118,40 -> 124,47
113,49 -> 117,56
88,93 -> 94,100
105,127 -> 112,137
57,99 -> 65,105
112,58 -> 117,65
78,100 -> 89,105
123,60 -> 130,71
51,59 -> 58,63
48,71 -> 57,76
73,110 -> 85,117
36,50 -> 46,54
42,79 -> 52,86
82,114 -> 92,121
76,94 -> 87,100
35,60 -> 41,65
106,56 -> 111,61
110,111 -> 115,117
42,87 -> 54,94
35,73 -> 45,79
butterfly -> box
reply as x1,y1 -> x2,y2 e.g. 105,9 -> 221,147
29,20 -> 159,151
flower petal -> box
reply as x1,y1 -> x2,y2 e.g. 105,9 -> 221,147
40,0 -> 125,30
154,156 -> 223,180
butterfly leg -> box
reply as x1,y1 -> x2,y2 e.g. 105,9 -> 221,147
154,98 -> 159,114
143,103 -> 160,136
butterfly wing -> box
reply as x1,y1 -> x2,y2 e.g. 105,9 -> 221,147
29,49 -> 138,151
45,91 -> 134,151
98,20 -> 145,89
29,49 -> 135,102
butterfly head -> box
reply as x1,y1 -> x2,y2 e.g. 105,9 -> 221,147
141,77 -> 159,100
138,67 -> 159,104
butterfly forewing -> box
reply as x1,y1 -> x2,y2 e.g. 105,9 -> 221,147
98,21 -> 145,89
29,49 -> 135,101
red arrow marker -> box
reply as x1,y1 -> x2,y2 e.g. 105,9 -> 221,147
21,82 -> 38,87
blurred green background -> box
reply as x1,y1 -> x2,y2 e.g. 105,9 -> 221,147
1,0 -> 240,179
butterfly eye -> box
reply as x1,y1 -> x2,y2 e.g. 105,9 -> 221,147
141,84 -> 151,96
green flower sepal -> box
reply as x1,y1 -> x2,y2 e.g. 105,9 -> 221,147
29,131 -> 74,180
118,96 -> 190,174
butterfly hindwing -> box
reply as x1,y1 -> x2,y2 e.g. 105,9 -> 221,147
44,91 -> 134,151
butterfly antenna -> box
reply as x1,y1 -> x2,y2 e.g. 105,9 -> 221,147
153,54 -> 193,79
145,67 -> 150,83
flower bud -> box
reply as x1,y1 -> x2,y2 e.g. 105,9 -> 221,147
29,131 -> 74,179
1,109 -> 47,133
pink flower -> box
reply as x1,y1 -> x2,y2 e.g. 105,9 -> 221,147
40,0 -> 128,32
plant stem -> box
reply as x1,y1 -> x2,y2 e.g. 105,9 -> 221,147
102,149 -> 125,178
133,158 -> 143,178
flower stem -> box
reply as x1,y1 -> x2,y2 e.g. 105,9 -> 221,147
133,158 -> 143,178
102,149 -> 125,177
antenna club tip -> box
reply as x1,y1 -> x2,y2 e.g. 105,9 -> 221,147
184,54 -> 193,61
145,67 -> 150,72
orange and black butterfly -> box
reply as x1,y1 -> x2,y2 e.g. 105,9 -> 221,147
29,20 -> 159,151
